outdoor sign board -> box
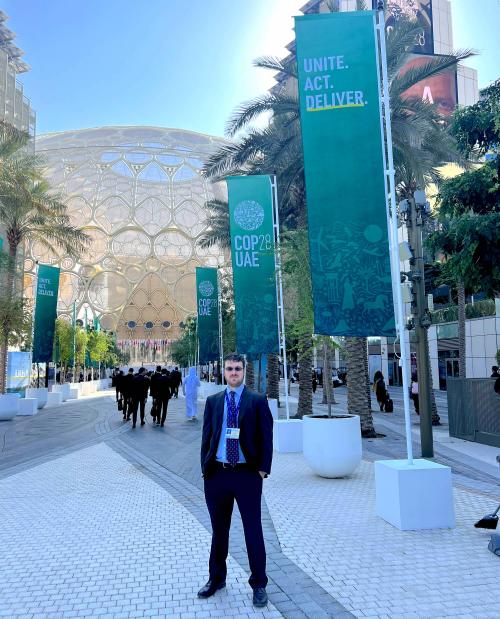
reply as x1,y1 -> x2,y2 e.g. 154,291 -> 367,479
402,54 -> 457,116
196,266 -> 219,363
295,11 -> 395,336
32,264 -> 60,363
6,351 -> 31,393
386,0 -> 433,55
227,175 -> 279,355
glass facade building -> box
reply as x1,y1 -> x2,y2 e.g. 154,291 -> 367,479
30,126 -> 227,364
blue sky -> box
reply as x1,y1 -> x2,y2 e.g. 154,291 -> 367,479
3,0 -> 499,138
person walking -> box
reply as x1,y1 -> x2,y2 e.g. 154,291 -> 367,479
122,368 -> 134,421
156,368 -> 172,426
170,366 -> 182,398
373,370 -> 388,412
410,374 -> 419,415
130,367 -> 150,428
198,353 -> 273,608
149,365 -> 163,424
490,365 -> 500,378
183,367 -> 201,421
115,370 -> 124,412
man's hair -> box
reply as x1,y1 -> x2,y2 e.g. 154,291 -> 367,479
156,365 -> 162,372
493,366 -> 499,372
224,353 -> 246,368
128,368 -> 134,373
138,367 -> 145,374
161,368 -> 168,374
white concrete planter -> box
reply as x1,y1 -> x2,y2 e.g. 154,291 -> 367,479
47,392 -> 62,407
68,388 -> 80,400
267,398 -> 279,420
303,414 -> 362,478
52,383 -> 70,401
0,393 -> 20,420
18,398 -> 38,416
25,387 -> 48,410
274,419 -> 303,453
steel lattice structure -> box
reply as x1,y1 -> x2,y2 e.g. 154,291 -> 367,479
27,126 -> 227,363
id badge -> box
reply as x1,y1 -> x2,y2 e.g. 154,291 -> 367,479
226,428 -> 240,439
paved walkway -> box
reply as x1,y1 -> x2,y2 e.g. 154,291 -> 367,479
0,385 -> 499,618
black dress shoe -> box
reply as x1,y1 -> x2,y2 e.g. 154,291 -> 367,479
253,587 -> 268,608
197,580 -> 226,598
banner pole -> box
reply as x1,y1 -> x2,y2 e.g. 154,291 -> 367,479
217,268 -> 224,383
376,7 -> 413,464
271,175 -> 290,420
72,301 -> 76,384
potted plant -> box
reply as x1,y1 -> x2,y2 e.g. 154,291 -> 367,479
302,338 -> 362,478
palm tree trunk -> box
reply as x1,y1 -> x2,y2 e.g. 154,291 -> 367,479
0,241 -> 18,394
321,338 -> 336,410
457,281 -> 466,379
345,336 -> 376,438
266,353 -> 280,405
294,332 -> 313,418
245,360 -> 255,389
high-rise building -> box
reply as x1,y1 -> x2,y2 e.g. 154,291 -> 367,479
273,0 -> 478,108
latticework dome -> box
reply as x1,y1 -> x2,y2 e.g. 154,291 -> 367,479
28,126 -> 227,363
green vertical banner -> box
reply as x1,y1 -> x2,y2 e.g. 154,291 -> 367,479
227,175 -> 279,355
295,11 -> 395,336
32,264 -> 60,362
196,267 -> 219,363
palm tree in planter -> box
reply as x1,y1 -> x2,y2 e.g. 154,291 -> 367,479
0,139 -> 89,393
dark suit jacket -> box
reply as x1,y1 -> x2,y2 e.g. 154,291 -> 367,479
200,387 -> 273,477
131,374 -> 150,400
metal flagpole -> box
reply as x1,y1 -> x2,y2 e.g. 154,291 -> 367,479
217,267 -> 224,384
72,301 -> 76,384
376,5 -> 413,464
271,175 -> 290,420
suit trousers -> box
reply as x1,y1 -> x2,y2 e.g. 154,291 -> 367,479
131,397 -> 146,425
204,466 -> 267,589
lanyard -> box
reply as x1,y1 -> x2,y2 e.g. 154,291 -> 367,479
225,389 -> 243,426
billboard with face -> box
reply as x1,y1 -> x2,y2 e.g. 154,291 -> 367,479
401,54 -> 457,116
386,0 -> 433,55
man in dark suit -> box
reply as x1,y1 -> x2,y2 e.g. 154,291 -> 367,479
122,368 -> 135,421
149,365 -> 163,424
198,353 -> 273,608
130,367 -> 150,428
156,368 -> 172,427
171,366 -> 182,398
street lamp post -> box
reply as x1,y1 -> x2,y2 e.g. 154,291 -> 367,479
400,190 -> 441,457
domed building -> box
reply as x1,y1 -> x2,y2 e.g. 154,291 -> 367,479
27,126 -> 227,364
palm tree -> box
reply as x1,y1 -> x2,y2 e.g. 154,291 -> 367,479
0,135 -> 89,393
200,13 -> 470,426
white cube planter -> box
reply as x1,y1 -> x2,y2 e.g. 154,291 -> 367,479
47,392 -> 62,407
52,384 -> 70,401
303,414 -> 362,478
0,393 -> 20,420
18,398 -> 38,416
268,399 -> 279,421
273,419 -> 303,452
25,387 -> 48,410
375,459 -> 455,530
68,388 -> 80,400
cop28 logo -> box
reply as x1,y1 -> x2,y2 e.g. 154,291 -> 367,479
234,200 -> 265,231
198,281 -> 214,297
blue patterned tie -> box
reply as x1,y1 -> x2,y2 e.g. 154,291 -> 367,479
226,391 -> 239,466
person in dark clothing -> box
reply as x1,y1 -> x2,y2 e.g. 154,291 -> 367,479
373,370 -> 388,412
198,353 -> 273,608
121,368 -> 135,421
115,369 -> 123,403
491,366 -> 500,378
312,372 -> 318,394
130,367 -> 150,428
156,368 -> 172,426
171,367 -> 182,398
149,366 -> 163,423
